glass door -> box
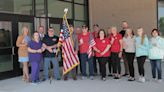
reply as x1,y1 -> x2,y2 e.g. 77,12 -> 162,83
0,21 -> 13,73
0,14 -> 34,80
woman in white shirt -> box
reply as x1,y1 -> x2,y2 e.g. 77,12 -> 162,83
123,28 -> 136,81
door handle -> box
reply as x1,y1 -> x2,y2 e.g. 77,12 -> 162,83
12,47 -> 15,55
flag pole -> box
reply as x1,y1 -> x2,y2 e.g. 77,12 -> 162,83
56,8 -> 68,56
49,8 -> 69,84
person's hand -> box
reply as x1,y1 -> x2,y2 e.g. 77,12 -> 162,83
97,50 -> 101,53
111,37 -> 115,44
100,51 -> 105,56
75,50 -> 78,55
47,47 -> 53,53
152,43 -> 157,47
43,44 -> 47,48
22,39 -> 25,44
79,38 -> 84,45
100,52 -> 104,56
37,49 -> 42,53
21,39 -> 27,46
123,43 -> 127,49
119,52 -> 122,58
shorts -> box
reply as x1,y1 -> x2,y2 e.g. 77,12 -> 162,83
19,57 -> 29,62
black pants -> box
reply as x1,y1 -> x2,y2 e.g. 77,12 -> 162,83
111,52 -> 121,74
97,57 -> 108,78
125,53 -> 135,77
137,56 -> 147,76
93,56 -> 98,74
108,56 -> 113,74
122,50 -> 129,74
76,52 -> 82,74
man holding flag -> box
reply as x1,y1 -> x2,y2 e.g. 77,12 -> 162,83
58,8 -> 80,80
78,24 -> 95,80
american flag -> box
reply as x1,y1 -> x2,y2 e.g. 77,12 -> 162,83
59,16 -> 79,75
87,34 -> 96,58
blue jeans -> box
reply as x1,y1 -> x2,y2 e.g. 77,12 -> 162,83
80,53 -> 94,76
44,57 -> 60,80
150,59 -> 162,79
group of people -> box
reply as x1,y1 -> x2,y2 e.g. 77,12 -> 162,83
16,21 -> 164,84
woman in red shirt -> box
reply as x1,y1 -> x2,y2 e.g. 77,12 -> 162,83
109,27 -> 123,79
94,29 -> 111,81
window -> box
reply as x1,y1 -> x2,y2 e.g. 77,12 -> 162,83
35,0 -> 45,17
74,0 -> 84,4
48,0 -> 73,19
0,21 -> 12,48
0,0 -> 33,15
158,0 -> 164,36
74,4 -> 86,21
74,21 -> 86,28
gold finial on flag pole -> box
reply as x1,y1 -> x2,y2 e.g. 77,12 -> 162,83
64,8 -> 68,14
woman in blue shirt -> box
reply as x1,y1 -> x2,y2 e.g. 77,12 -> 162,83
135,27 -> 149,83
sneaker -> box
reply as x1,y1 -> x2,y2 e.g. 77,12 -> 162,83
141,77 -> 145,83
31,82 -> 38,85
114,76 -> 119,79
128,77 -> 135,81
138,76 -> 142,82
102,77 -> 106,81
157,79 -> 162,83
90,76 -> 94,80
35,80 -> 41,84
122,73 -> 129,76
82,76 -> 87,80
108,74 -> 113,77
117,75 -> 121,79
151,78 -> 157,82
41,78 -> 48,82
64,77 -> 68,81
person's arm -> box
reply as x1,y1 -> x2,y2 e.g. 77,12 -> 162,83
28,42 -> 42,53
16,36 -> 26,47
74,34 -> 79,54
144,36 -> 150,50
28,47 -> 37,53
42,43 -> 53,53
45,44 -> 57,50
48,36 -> 59,49
42,43 -> 47,48
41,43 -> 46,52
93,46 -> 101,53
101,44 -> 111,56
122,38 -> 127,49
119,39 -> 123,52
158,37 -> 164,49
119,39 -> 123,58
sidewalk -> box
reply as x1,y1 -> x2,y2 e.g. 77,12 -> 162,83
0,62 -> 164,92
